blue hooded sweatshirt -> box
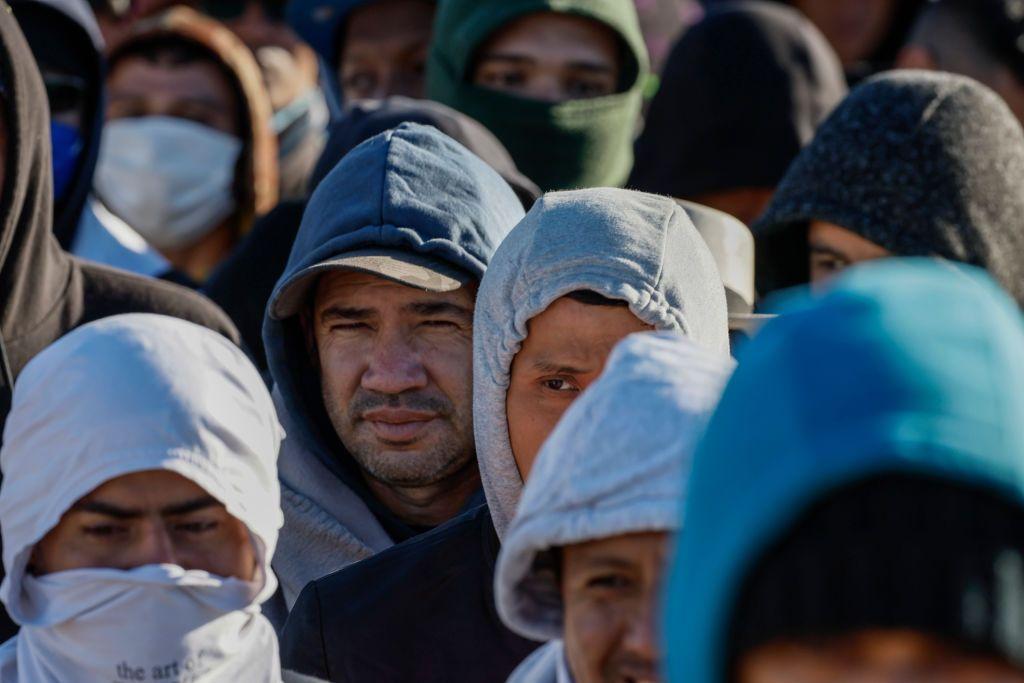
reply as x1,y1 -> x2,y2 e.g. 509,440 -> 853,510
664,259 -> 1024,683
262,122 -> 524,617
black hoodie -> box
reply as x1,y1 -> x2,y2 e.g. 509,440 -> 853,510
629,1 -> 847,201
753,70 -> 1024,304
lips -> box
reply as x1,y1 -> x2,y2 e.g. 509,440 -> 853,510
361,408 -> 438,443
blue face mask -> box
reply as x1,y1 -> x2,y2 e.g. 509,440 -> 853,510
50,121 -> 83,202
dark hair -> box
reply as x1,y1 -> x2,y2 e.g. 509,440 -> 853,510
565,290 -> 629,308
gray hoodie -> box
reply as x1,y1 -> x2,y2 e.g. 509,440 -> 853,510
473,188 -> 731,539
262,123 -> 525,613
498,332 -> 735,681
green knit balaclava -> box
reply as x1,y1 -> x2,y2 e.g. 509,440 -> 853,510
427,0 -> 649,192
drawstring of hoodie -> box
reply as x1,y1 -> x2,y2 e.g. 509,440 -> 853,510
0,332 -> 12,439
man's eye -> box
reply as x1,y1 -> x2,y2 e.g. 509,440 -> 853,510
587,574 -> 632,590
420,320 -> 459,329
330,322 -> 369,332
811,255 -> 848,274
541,378 -> 579,393
82,524 -> 127,538
174,520 -> 219,534
480,69 -> 527,88
343,72 -> 377,95
566,79 -> 612,99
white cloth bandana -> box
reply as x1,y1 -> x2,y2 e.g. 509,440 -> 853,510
0,314 -> 285,683
94,116 -> 242,250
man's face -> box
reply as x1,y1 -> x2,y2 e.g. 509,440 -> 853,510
808,220 -> 891,288
473,11 -> 622,103
737,630 -> 1024,683
106,54 -> 241,136
30,470 -> 256,580
791,0 -> 896,68
562,531 -> 669,683
311,271 -> 476,489
506,296 -> 652,479
338,0 -> 435,102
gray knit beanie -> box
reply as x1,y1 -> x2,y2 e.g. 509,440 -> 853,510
754,70 -> 1024,305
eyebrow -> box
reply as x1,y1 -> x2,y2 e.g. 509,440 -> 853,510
479,54 -> 615,75
530,357 -> 592,375
582,556 -> 638,571
405,301 -> 473,319
320,306 -> 373,324
71,496 -> 221,519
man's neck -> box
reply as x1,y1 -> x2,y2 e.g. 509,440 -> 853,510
364,464 -> 481,529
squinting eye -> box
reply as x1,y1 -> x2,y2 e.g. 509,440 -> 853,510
587,574 -> 632,590
566,79 -> 612,99
174,521 -> 219,534
83,524 -> 127,538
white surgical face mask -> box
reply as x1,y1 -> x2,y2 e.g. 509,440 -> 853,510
94,116 -> 243,251
13,564 -> 281,683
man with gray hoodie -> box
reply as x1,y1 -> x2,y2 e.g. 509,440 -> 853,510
262,122 -> 525,621
280,188 -> 731,681
497,332 -> 735,683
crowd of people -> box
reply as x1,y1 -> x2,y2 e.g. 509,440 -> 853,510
0,0 -> 1024,681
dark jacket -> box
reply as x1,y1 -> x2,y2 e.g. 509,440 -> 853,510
281,505 -> 540,682
630,1 -> 847,200
204,96 -> 538,372
753,70 -> 1024,303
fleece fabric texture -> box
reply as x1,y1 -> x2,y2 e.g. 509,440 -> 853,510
263,123 -> 524,609
630,0 -> 846,200
496,332 -> 734,642
427,0 -> 649,192
754,71 -> 1024,303
506,640 -> 570,683
475,188 -> 731,539
663,259 -> 1024,683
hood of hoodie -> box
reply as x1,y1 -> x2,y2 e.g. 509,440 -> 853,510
663,258 -> 1024,683
475,188 -> 731,539
629,0 -> 846,200
0,3 -> 72,419
107,7 -> 279,239
427,0 -> 649,192
496,332 -> 734,642
11,0 -> 105,249
264,122 -> 524,533
309,96 -> 540,208
753,70 -> 1024,304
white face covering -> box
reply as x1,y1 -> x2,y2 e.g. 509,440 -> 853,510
15,566 -> 280,682
94,117 -> 243,251
0,314 -> 285,683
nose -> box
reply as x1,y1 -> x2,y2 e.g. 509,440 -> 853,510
134,524 -> 178,568
361,332 -> 429,395
621,600 -> 661,665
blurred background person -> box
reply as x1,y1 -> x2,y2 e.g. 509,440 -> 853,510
288,0 -> 435,102
98,7 -> 278,283
665,260 -> 1024,683
630,1 -> 847,226
705,0 -> 925,81
754,71 -> 1024,306
194,0 -> 335,199
898,0 -> 1024,125
427,0 -> 650,192
13,0 -> 172,279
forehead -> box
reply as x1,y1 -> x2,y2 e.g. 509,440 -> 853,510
77,470 -> 212,508
478,11 -> 621,63
108,53 -> 235,106
313,270 -> 476,311
517,296 -> 648,362
563,531 -> 670,567
345,0 -> 435,47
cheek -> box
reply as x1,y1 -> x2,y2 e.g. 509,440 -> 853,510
505,390 -> 569,479
317,336 -> 367,399
564,598 -> 621,683
418,335 -> 473,404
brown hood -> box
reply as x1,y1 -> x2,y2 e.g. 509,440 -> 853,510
108,7 -> 279,233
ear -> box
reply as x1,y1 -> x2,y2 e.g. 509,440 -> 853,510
895,45 -> 939,71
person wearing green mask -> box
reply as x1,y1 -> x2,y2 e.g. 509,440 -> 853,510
427,0 -> 649,192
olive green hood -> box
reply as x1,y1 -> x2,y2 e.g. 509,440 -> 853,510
427,0 -> 649,192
